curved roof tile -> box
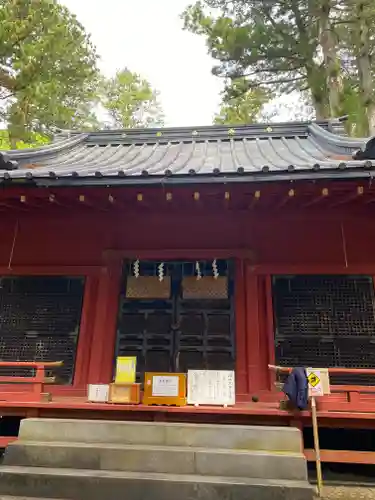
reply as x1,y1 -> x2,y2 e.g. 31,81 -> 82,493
0,120 -> 372,185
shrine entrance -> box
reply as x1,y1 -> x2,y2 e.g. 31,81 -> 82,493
115,260 -> 235,382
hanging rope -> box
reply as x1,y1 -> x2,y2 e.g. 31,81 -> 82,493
133,259 -> 140,278
8,220 -> 19,270
212,259 -> 219,279
340,222 -> 348,268
195,261 -> 202,280
158,262 -> 164,282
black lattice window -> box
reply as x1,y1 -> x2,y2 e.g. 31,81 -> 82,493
273,275 -> 375,385
0,276 -> 85,384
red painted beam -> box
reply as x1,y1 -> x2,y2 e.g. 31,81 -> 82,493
0,266 -> 100,276
104,248 -> 254,260
0,436 -> 17,448
305,449 -> 375,465
252,264 -> 375,275
0,361 -> 61,368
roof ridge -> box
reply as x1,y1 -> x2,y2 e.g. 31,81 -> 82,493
52,119 -> 344,137
57,121 -> 312,136
83,122 -> 314,145
3,134 -> 88,160
308,123 -> 367,149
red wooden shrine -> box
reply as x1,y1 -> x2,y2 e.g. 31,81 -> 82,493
0,120 -> 375,464
0,182 -> 374,398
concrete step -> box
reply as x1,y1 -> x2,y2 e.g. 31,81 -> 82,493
0,466 -> 315,500
4,441 -> 307,481
18,418 -> 303,453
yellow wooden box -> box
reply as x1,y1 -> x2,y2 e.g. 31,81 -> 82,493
143,372 -> 186,406
107,383 -> 141,404
115,356 -> 136,384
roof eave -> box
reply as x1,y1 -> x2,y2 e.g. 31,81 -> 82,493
4,169 -> 373,189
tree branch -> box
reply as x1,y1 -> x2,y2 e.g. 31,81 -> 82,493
248,76 -> 305,87
241,66 -> 304,76
0,70 -> 15,91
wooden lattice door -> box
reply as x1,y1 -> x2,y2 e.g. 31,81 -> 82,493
115,260 -> 235,382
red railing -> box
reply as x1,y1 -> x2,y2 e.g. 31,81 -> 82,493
0,361 -> 63,403
269,364 -> 375,465
0,361 -> 63,449
269,364 -> 375,376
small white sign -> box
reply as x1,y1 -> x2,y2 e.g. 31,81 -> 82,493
187,370 -> 235,406
152,375 -> 179,397
306,369 -> 324,397
87,384 -> 109,403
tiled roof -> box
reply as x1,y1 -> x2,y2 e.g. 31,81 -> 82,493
0,120 -> 372,186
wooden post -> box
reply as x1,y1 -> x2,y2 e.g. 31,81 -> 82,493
311,396 -> 323,497
235,258 -> 249,397
265,276 -> 276,391
73,274 -> 99,387
245,263 -> 262,393
87,255 -> 122,384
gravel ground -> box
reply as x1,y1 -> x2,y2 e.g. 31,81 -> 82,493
322,486 -> 375,499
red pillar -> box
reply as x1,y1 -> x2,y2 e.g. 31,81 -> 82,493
87,255 -> 122,384
73,274 -> 98,388
235,258 -> 248,400
265,275 -> 276,391
245,263 -> 262,394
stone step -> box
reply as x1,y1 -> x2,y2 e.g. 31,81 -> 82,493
4,441 -> 307,481
0,466 -> 315,500
0,497 -> 65,499
18,418 -> 303,453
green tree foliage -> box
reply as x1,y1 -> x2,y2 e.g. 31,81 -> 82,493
0,0 -> 100,146
182,0 -> 328,118
0,130 -> 49,150
182,0 -> 375,135
101,69 -> 165,128
214,78 -> 272,124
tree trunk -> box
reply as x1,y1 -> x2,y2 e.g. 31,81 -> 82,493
0,69 -> 15,91
306,65 -> 330,119
291,0 -> 331,120
312,99 -> 328,121
317,0 -> 343,117
8,99 -> 29,148
367,105 -> 375,136
353,1 -> 374,135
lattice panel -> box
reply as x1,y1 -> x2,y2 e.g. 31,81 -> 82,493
0,276 -> 84,383
126,276 -> 171,299
116,299 -> 174,382
176,298 -> 234,373
182,277 -> 228,299
273,275 -> 375,385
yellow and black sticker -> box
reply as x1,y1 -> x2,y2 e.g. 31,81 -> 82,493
307,372 -> 320,387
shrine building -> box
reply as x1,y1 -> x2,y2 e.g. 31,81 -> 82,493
0,118 -> 374,435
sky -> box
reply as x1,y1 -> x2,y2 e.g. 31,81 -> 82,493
61,0 -> 224,127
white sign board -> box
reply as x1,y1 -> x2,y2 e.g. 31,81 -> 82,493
87,384 -> 109,403
152,375 -> 179,397
306,368 -> 327,397
187,370 -> 235,406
